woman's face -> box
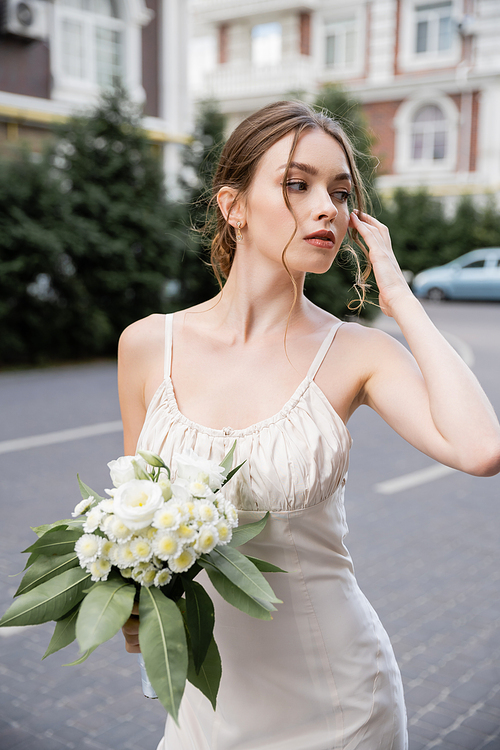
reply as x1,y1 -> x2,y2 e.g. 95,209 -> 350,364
242,127 -> 353,276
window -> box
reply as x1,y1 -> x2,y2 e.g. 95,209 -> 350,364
59,0 -> 124,88
251,23 -> 282,67
462,260 -> 485,269
411,105 -> 447,161
415,2 -> 453,54
325,19 -> 356,69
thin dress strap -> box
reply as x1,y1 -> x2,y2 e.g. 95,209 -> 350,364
307,321 -> 344,381
164,313 -> 174,379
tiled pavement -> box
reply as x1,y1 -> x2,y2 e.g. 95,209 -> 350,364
1,303 -> 500,750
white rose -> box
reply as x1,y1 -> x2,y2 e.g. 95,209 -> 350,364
173,449 -> 225,491
107,455 -> 148,488
113,480 -> 164,531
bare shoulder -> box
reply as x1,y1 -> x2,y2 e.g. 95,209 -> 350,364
119,313 -> 165,361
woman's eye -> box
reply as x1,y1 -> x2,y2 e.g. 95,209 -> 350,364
331,191 -> 351,203
285,180 -> 307,192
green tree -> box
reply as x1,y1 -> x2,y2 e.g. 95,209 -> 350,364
0,87 -> 183,365
167,99 -> 227,310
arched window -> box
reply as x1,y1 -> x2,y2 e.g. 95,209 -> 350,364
59,0 -> 124,88
411,104 -> 447,161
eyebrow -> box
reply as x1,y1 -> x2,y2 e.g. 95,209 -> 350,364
278,161 -> 352,182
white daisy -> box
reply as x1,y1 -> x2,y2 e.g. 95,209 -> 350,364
97,499 -> 115,514
130,536 -> 153,563
72,497 -> 94,517
194,524 -> 219,554
83,507 -> 103,533
152,501 -> 185,531
196,502 -> 219,525
89,557 -> 112,582
152,531 -> 182,561
154,568 -> 172,587
131,563 -> 157,587
75,534 -> 102,565
215,519 -> 232,544
114,542 -> 136,569
169,547 -> 197,573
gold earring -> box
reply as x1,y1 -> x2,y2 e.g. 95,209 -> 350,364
236,221 -> 243,242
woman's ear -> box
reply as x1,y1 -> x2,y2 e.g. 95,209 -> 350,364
217,187 -> 245,228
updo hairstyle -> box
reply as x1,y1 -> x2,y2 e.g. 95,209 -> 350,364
209,100 -> 371,302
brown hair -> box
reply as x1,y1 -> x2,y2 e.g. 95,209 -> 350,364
209,100 -> 371,306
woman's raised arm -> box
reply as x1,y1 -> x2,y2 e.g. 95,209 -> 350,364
350,211 -> 500,477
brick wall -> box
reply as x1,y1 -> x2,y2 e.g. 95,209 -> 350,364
362,100 -> 402,175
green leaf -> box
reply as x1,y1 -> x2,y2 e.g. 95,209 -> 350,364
139,586 -> 188,723
202,545 -> 281,605
187,635 -> 221,710
204,567 -> 273,620
220,441 -> 237,475
245,556 -> 287,574
229,512 -> 270,548
63,645 -> 97,666
31,519 -> 84,537
77,475 -> 103,502
182,578 -> 214,673
22,528 -> 83,569
76,578 -> 136,651
224,461 -> 246,484
0,568 -> 91,627
42,606 -> 79,659
15,552 -> 79,596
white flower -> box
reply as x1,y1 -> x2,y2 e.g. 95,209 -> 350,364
75,534 -> 102,565
221,499 -> 239,528
152,501 -> 186,531
120,567 -> 133,578
100,539 -> 115,559
102,514 -> 133,542
107,455 -> 148,488
158,476 -> 172,501
196,501 -> 219,525
113,480 -> 164,531
83,507 -> 103,533
194,524 -> 219,554
189,480 -> 210,498
97,498 -> 114,514
129,536 -> 153,563
173,449 -> 225,491
152,531 -> 182,560
176,522 -> 197,543
169,547 -> 197,573
131,563 -> 157,587
72,497 -> 94,517
154,568 -> 172,587
114,542 -> 136,569
215,518 -> 232,544
170,478 -> 191,503
89,557 -> 112,582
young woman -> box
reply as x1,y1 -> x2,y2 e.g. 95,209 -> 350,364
119,101 -> 500,750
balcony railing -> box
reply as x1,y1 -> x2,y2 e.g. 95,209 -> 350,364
195,58 -> 318,100
191,0 -> 318,24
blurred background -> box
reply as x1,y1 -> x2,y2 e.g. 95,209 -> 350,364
1,2 -> 500,749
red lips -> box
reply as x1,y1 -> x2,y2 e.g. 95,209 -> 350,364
304,230 -> 335,242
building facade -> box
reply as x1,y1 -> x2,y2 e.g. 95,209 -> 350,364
190,0 -> 500,202
0,0 -> 189,185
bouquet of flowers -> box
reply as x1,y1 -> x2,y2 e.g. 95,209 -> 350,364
0,445 -> 283,723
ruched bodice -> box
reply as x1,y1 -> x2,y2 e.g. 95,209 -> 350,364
137,314 -> 408,750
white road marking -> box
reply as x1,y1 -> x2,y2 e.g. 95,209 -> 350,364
375,464 -> 458,495
372,316 -> 473,495
0,421 -> 123,455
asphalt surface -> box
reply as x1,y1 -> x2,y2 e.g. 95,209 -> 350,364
0,300 -> 499,750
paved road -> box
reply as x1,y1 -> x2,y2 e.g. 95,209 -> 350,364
0,301 -> 499,750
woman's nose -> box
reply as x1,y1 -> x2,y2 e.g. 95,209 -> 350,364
314,191 -> 338,222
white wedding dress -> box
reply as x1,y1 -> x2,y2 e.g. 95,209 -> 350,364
136,314 -> 408,750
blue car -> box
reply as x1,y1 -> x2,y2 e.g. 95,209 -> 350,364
412,248 -> 500,301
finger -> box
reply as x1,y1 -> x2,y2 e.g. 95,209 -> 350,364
125,641 -> 141,654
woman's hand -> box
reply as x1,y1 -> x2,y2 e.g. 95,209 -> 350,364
349,210 -> 412,317
122,603 -> 141,653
